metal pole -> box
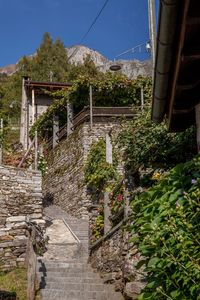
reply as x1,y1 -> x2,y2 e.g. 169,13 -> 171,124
89,85 -> 93,130
148,0 -> 157,76
0,119 -> 3,164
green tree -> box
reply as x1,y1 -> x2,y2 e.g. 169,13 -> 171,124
31,33 -> 69,82
52,38 -> 69,81
31,32 -> 54,81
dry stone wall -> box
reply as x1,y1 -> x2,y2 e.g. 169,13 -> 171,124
0,165 -> 43,270
43,120 -> 122,219
89,224 -> 145,299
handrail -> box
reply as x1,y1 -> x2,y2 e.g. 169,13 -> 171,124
45,106 -> 135,150
62,218 -> 81,244
18,137 -> 35,168
44,213 -> 81,244
90,216 -> 130,251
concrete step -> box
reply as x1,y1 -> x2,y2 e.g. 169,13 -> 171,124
38,266 -> 94,273
37,271 -> 100,279
38,275 -> 102,284
40,282 -> 107,292
40,289 -> 122,300
37,258 -> 88,263
37,261 -> 92,269
37,262 -> 94,273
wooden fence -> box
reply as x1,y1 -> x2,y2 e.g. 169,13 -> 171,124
26,221 -> 45,300
46,106 -> 135,150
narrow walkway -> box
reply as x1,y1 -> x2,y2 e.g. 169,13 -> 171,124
37,205 -> 124,300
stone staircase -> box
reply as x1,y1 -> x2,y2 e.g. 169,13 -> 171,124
37,205 -> 124,300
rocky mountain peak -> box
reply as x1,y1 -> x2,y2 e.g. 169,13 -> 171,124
0,45 -> 152,79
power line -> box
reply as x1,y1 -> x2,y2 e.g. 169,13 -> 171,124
68,0 -> 110,61
115,42 -> 151,59
80,0 -> 110,44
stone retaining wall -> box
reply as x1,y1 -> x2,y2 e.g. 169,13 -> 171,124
0,165 -> 43,270
89,222 -> 145,299
43,120 -> 122,219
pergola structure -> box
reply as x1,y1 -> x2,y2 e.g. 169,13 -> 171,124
20,77 -> 72,150
152,0 -> 200,140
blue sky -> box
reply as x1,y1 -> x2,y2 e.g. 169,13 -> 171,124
0,0 -> 159,67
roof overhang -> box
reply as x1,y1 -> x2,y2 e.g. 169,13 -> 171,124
152,0 -> 200,131
24,78 -> 72,95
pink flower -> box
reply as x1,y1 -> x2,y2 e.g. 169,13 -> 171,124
116,194 -> 123,202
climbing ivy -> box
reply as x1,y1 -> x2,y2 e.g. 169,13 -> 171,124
119,107 -> 197,171
30,74 -> 152,138
84,138 -> 119,192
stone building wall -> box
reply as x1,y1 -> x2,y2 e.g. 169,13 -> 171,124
0,165 -> 43,270
89,223 -> 145,299
43,120 -> 122,219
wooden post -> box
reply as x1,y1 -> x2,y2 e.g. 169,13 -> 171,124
32,89 -> 35,125
26,226 -> 37,300
89,85 -> 93,130
104,132 -> 113,234
34,131 -> 38,170
20,77 -> 29,150
0,119 -> 3,164
53,115 -> 59,149
195,103 -> 200,153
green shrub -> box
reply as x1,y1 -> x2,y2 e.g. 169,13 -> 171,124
130,156 -> 200,299
84,138 -> 118,192
119,108 -> 196,171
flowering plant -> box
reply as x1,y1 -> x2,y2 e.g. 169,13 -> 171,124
109,183 -> 125,215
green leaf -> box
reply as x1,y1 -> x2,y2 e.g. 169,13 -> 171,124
147,257 -> 160,268
136,259 -> 146,270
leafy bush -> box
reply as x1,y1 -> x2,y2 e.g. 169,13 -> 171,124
130,156 -> 200,299
31,75 -> 152,138
119,108 -> 197,171
84,138 -> 118,192
91,209 -> 104,243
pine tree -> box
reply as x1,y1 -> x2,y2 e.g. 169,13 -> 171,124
52,38 -> 69,81
31,33 -> 69,82
32,32 -> 54,81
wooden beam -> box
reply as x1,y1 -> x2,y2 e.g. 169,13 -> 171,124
32,89 -> 35,125
168,1 -> 190,129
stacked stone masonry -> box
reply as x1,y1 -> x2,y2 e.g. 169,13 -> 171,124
43,121 -> 122,219
90,225 -> 145,299
0,165 -> 43,270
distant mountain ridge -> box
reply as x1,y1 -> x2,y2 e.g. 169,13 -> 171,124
0,45 -> 152,79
